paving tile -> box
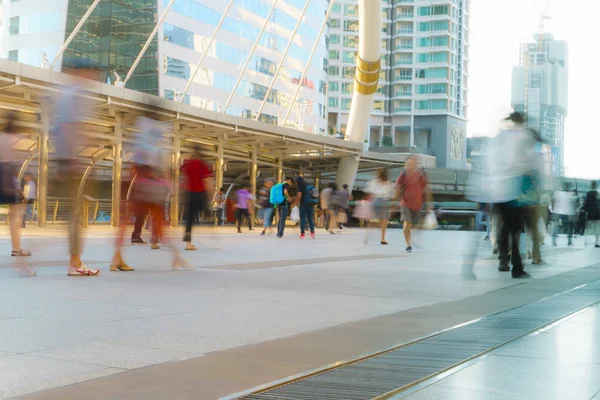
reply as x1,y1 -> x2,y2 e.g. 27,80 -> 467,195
0,354 -> 120,399
30,342 -> 196,370
403,384 -> 541,400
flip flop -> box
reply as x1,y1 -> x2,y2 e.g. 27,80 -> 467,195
11,249 -> 32,257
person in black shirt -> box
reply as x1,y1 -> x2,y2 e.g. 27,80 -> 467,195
295,176 -> 316,239
277,177 -> 294,238
585,181 -> 600,247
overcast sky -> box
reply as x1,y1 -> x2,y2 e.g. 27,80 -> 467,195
468,0 -> 600,179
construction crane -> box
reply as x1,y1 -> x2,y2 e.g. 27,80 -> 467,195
539,0 -> 553,33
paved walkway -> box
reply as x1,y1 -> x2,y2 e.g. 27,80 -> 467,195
0,226 -> 598,399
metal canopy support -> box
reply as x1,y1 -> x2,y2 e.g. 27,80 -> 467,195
255,0 -> 310,121
251,147 -> 258,197
123,0 -> 176,85
224,0 -> 280,111
282,0 -> 336,126
111,114 -> 123,227
277,158 -> 283,182
77,149 -> 112,198
215,142 -> 224,191
49,0 -> 102,70
171,122 -> 181,227
37,111 -> 49,227
181,0 -> 235,100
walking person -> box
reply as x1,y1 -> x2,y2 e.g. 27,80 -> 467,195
366,169 -> 393,245
22,173 -> 36,227
181,151 -> 213,250
51,60 -> 101,276
320,183 -> 332,230
0,112 -> 35,276
235,184 -> 253,233
275,177 -> 294,238
552,183 -> 577,247
295,175 -> 318,239
576,197 -> 587,236
213,188 -> 226,226
396,156 -> 431,252
324,183 -> 339,234
585,181 -> 600,247
337,184 -> 351,230
259,179 -> 275,236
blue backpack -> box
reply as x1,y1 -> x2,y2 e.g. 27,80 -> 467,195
270,183 -> 285,205
305,185 -> 319,204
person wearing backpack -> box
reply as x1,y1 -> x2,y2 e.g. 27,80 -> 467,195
272,177 -> 294,237
295,176 -> 318,239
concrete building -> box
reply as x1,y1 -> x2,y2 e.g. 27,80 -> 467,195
511,32 -> 568,177
327,0 -> 470,169
0,0 -> 329,134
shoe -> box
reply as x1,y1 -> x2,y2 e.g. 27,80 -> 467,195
311,232 -> 316,239
532,259 -> 543,265
299,234 -> 305,239
68,263 -> 100,276
172,258 -> 191,271
483,236 -> 490,241
512,271 -> 531,279
249,228 -> 254,231
492,248 -> 499,255
110,263 -> 134,272
498,263 -> 510,272
260,231 -> 266,236
568,241 -> 573,246
151,243 -> 160,250
185,242 -> 197,251
11,249 -> 32,257
381,241 -> 388,245
405,246 -> 412,252
526,251 -> 532,260
462,271 -> 477,280
595,244 -> 600,248
131,238 -> 146,245
237,229 -> 242,233
329,230 -> 335,235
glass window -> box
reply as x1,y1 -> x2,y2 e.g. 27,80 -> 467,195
343,20 -> 359,32
343,35 -> 358,48
8,50 -> 18,61
328,97 -> 338,107
330,34 -> 340,45
417,52 -> 448,63
342,66 -> 355,79
168,0 -> 222,25
164,56 -> 191,79
373,101 -> 385,111
272,9 -> 297,32
341,98 -> 352,110
164,23 -> 195,49
332,3 -> 341,13
418,36 -> 449,48
329,82 -> 339,91
329,50 -> 339,60
342,82 -> 353,94
319,80 -> 327,94
329,19 -> 340,29
342,51 -> 355,63
9,17 -> 19,35
344,4 -> 358,16
416,84 -> 447,94
418,5 -> 448,16
416,99 -> 446,110
234,0 -> 270,18
328,65 -> 339,76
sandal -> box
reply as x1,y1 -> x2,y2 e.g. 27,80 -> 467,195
68,263 -> 100,276
172,258 -> 191,271
185,242 -> 197,251
11,249 -> 32,257
110,263 -> 134,272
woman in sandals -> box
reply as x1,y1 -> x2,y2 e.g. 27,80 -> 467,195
0,112 -> 35,275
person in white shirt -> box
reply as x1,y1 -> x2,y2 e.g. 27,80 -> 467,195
366,168 -> 394,245
22,174 -> 36,227
552,184 -> 578,246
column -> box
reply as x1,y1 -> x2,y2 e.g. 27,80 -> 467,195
378,125 -> 384,147
37,109 -> 50,227
170,122 -> 181,227
391,125 -> 396,146
250,148 -> 258,196
409,113 -> 415,148
215,142 -> 224,191
277,158 -> 283,182
111,114 -> 123,227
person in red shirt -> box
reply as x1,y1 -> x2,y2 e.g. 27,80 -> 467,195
395,156 -> 432,252
181,153 -> 214,250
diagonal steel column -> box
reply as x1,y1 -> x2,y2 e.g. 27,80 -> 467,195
111,114 -> 123,227
123,0 -> 176,85
282,0 -> 336,127
49,0 -> 102,70
180,0 -> 235,100
223,0 -> 280,111
255,0 -> 310,121
37,110 -> 50,227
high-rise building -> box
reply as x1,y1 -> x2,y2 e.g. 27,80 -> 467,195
327,0 -> 470,169
511,32 -> 568,177
0,0 -> 329,134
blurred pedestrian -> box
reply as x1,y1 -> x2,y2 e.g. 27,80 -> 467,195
552,183 -> 577,247
259,179 -> 275,236
576,197 -> 587,236
0,112 -> 34,276
366,168 -> 393,245
396,156 -> 431,252
585,181 -> 600,247
327,183 -> 339,235
51,60 -> 101,276
213,188 -> 226,226
320,183 -> 332,229
275,177 -> 294,238
235,184 -> 253,233
22,173 -> 36,227
181,151 -> 213,250
337,184 -> 351,230
295,175 -> 317,239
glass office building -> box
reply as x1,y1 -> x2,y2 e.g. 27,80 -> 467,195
1,0 -> 329,134
328,0 -> 470,169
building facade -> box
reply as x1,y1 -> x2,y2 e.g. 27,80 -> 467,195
327,0 -> 470,169
0,0 -> 329,134
511,32 -> 568,177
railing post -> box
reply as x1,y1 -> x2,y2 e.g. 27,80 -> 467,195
111,113 -> 123,227
37,109 -> 49,227
52,200 -> 59,225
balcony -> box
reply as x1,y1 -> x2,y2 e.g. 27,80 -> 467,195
396,13 -> 414,19
369,146 -> 435,157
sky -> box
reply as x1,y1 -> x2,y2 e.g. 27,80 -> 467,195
468,0 -> 600,179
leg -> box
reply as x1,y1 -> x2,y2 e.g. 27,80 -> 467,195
307,204 -> 315,234
510,208 -> 525,276
594,221 -> 600,245
381,219 -> 388,242
236,208 -> 243,231
328,210 -> 337,233
131,202 -> 146,241
299,204 -> 307,235
498,204 -> 511,268
8,204 -> 22,252
246,208 -> 252,230
403,221 -> 412,247
324,209 -> 330,230
184,192 -> 199,242
277,206 -> 288,237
